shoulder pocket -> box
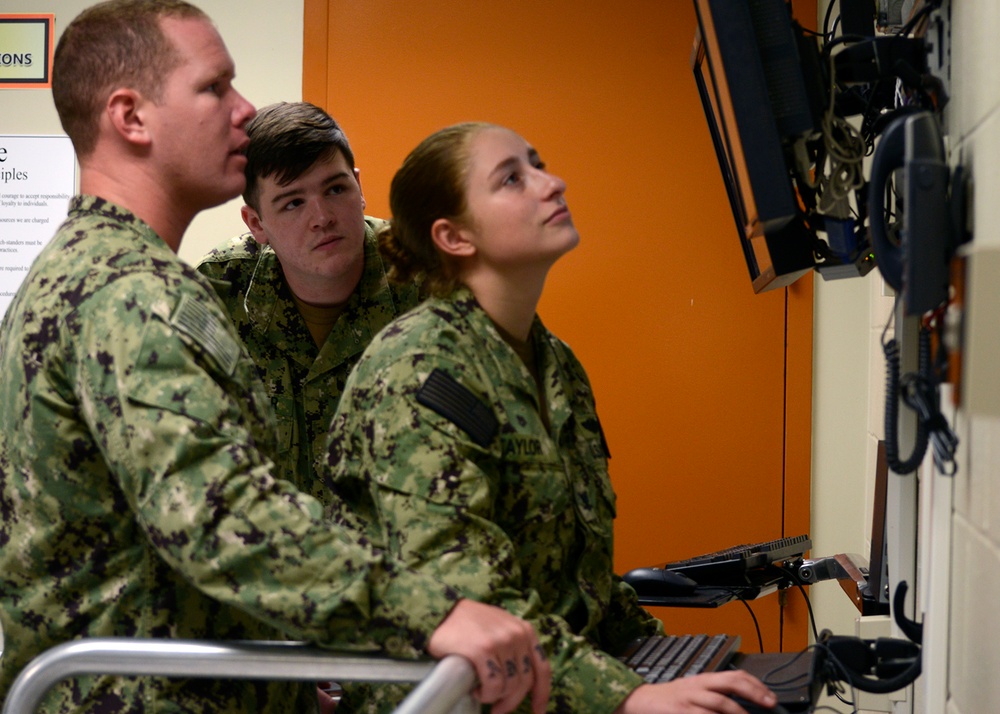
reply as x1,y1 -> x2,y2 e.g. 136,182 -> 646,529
170,293 -> 241,376
127,293 -> 269,435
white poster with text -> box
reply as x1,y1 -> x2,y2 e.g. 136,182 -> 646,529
0,134 -> 75,317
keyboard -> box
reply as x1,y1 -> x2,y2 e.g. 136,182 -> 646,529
617,633 -> 740,683
658,535 -> 811,585
617,634 -> 822,712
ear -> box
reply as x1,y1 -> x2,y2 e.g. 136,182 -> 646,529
105,88 -> 151,147
430,217 -> 476,258
241,204 -> 269,245
354,167 -> 366,212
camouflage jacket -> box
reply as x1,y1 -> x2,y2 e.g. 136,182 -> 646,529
0,197 -> 458,714
196,221 -> 420,499
326,287 -> 661,713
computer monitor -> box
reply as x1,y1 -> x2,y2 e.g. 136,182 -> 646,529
691,0 -> 875,293
863,440 -> 891,612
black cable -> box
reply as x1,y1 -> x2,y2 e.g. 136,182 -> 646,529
821,33 -> 870,58
776,565 -> 820,642
720,586 -> 765,653
880,306 -> 958,476
900,370 -> 959,474
832,689 -> 859,711
756,647 -> 815,694
793,581 -> 820,643
897,324 -> 959,475
738,597 -> 765,653
796,643 -> 860,712
822,0 -> 838,40
814,632 -> 922,695
882,315 -> 932,474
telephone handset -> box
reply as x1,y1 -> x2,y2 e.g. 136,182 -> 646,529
868,110 -> 952,316
868,111 -> 958,475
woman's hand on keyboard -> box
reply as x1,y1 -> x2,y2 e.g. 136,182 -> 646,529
613,671 -> 778,713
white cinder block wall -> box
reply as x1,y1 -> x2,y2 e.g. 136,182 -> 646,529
815,1 -> 1000,712
942,2 -> 1000,712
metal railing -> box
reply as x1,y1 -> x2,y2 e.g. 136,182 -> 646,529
2,638 -> 477,714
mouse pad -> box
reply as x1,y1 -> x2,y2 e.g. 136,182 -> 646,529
730,649 -> 820,712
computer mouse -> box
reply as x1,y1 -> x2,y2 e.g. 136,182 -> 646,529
623,567 -> 698,596
730,696 -> 789,714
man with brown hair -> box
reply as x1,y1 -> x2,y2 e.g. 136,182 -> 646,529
197,101 -> 421,499
0,2 -> 549,712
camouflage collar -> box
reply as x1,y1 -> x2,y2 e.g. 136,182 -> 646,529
69,195 -> 174,255
311,219 -> 401,371
357,217 -> 395,304
241,218 -> 394,328
241,243 -> 285,329
240,217 -> 403,371
445,285 -> 547,350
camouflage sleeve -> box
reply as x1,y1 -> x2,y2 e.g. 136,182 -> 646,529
599,576 -> 663,654
74,276 -> 458,656
330,353 -> 645,711
192,241 -> 245,316
193,254 -> 225,280
549,345 -> 663,652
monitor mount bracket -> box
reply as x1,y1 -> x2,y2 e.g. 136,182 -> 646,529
782,553 -> 888,615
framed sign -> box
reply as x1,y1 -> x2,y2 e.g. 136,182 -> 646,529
0,14 -> 55,89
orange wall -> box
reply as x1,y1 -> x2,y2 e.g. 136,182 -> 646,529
305,0 -> 815,652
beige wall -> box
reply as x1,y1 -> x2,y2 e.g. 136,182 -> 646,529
0,0 -> 303,264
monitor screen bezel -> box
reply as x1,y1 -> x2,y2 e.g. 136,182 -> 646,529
691,0 -> 817,293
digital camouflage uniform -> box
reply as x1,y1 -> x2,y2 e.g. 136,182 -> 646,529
0,197 -> 460,714
196,219 -> 420,499
326,287 -> 662,713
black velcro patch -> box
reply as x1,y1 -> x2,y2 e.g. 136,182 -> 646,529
416,368 -> 498,448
